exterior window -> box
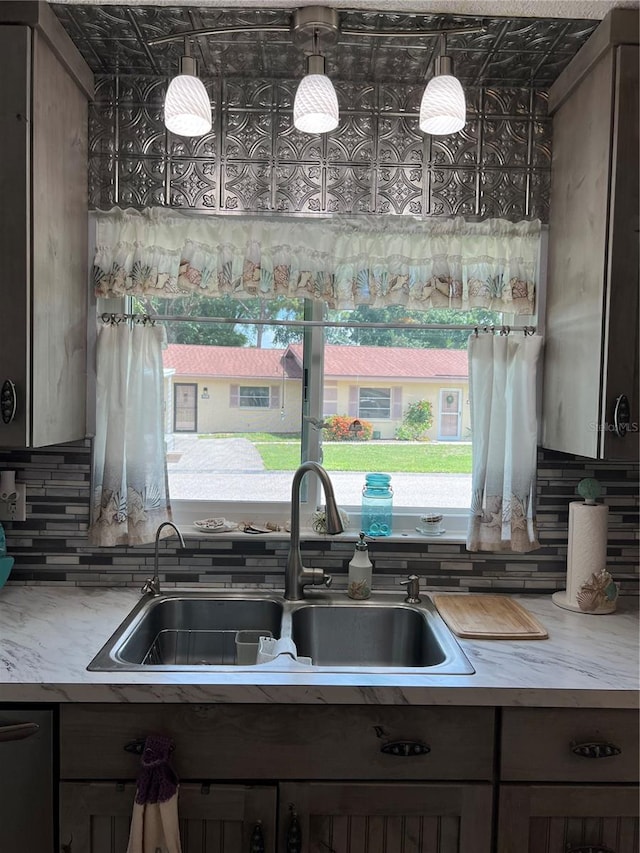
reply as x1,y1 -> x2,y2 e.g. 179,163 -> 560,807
239,386 -> 269,408
137,294 -> 505,512
359,388 -> 391,419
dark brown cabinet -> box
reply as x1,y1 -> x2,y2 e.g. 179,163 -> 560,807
542,9 -> 639,460
60,782 -> 277,853
279,782 -> 493,853
58,704 -> 639,853
60,704 -> 496,852
0,2 -> 93,448
498,708 -> 639,852
498,785 -> 639,853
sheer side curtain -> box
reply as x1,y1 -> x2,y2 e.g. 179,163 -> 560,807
88,208 -> 543,547
88,318 -> 172,547
467,332 -> 543,553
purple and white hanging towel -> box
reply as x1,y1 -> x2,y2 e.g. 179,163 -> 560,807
126,734 -> 182,853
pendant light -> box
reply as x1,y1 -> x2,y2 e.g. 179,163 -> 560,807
147,9 -> 481,139
419,34 -> 466,136
294,52 -> 339,134
164,40 -> 212,137
293,23 -> 339,136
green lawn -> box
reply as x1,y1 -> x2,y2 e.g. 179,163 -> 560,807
255,441 -> 472,473
197,432 -> 472,472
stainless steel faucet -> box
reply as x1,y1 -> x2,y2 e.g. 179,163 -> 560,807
141,521 -> 186,596
285,461 -> 344,601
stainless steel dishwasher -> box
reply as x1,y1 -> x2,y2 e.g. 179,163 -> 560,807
0,708 -> 54,851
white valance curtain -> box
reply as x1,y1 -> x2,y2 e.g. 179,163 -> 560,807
466,332 -> 543,553
93,208 -> 541,314
88,319 -> 172,547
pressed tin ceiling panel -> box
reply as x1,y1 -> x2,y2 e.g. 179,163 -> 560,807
51,0 -> 639,15
51,3 -> 606,86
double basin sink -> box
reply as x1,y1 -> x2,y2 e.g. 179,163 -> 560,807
88,591 -> 474,675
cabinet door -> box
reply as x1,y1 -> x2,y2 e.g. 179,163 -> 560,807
0,17 -> 89,448
498,785 -> 639,853
0,710 -> 53,852
279,782 -> 493,853
602,44 -> 639,460
60,781 -> 277,853
0,26 -> 30,447
543,24 -> 639,460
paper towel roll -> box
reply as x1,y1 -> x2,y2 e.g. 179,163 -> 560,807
566,501 -> 608,607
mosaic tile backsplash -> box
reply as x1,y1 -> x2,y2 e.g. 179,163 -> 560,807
0,440 -> 637,595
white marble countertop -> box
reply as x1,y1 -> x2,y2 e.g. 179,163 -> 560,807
0,585 -> 637,708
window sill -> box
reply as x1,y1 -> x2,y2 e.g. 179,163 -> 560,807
171,504 -> 468,546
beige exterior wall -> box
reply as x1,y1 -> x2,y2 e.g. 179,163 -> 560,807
165,375 -> 469,440
326,380 -> 470,441
169,375 -> 303,434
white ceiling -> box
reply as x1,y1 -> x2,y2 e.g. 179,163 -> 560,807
50,0 -> 639,19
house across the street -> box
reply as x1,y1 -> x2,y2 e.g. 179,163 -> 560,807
163,344 -> 470,441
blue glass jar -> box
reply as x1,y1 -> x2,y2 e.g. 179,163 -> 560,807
361,473 -> 393,537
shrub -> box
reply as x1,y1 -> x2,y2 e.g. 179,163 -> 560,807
323,415 -> 373,441
395,399 -> 433,441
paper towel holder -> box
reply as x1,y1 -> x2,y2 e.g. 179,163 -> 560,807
552,479 -> 619,615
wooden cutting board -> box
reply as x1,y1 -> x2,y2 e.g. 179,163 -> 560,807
432,594 -> 548,639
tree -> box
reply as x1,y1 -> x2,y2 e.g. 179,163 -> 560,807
135,292 -> 503,350
138,293 -> 303,348
326,306 -> 503,349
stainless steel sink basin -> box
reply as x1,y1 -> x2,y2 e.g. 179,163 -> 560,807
88,594 -> 283,670
88,591 -> 474,674
290,603 -> 445,667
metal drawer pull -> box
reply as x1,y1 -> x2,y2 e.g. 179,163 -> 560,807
571,741 -> 621,759
0,721 -> 39,743
250,821 -> 265,853
381,740 -> 430,757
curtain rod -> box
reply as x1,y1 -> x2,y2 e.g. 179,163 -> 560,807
102,313 -> 536,334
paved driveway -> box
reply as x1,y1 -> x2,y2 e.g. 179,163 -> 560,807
166,435 -> 471,508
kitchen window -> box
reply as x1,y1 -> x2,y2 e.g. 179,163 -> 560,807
91,210 -> 542,530
127,294 -> 503,520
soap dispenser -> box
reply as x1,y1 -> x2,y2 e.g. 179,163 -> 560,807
347,531 -> 372,600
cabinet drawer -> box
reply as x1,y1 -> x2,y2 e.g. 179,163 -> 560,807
501,708 -> 639,782
61,704 -> 495,782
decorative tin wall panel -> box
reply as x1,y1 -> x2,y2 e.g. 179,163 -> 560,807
63,3 -> 598,221
88,75 -> 553,220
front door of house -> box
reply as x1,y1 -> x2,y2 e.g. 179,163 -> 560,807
174,383 -> 197,432
438,389 -> 461,440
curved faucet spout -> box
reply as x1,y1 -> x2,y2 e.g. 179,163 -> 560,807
285,461 -> 344,601
141,521 -> 186,597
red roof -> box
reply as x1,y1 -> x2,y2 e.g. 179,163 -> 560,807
163,345 -> 285,379
286,343 -> 468,379
163,343 -> 468,380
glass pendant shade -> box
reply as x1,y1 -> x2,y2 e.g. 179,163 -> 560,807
164,55 -> 211,137
294,56 -> 339,134
419,73 -> 466,136
419,49 -> 466,136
